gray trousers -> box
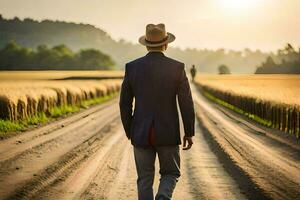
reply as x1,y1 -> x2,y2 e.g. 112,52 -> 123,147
133,145 -> 181,200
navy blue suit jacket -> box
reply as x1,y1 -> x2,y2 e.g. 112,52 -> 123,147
119,51 -> 195,147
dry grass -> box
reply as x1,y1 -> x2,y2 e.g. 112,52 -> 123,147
195,74 -> 300,106
0,70 -> 124,80
194,74 -> 300,137
0,79 -> 122,121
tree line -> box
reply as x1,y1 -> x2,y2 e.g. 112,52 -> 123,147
0,15 -> 269,73
0,41 -> 115,70
1,15 -> 299,73
255,44 -> 300,74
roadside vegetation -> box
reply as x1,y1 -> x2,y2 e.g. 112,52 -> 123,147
0,79 -> 121,138
0,93 -> 117,137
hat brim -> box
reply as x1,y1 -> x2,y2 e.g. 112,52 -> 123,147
138,32 -> 175,47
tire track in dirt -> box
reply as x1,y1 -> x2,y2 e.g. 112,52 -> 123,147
182,116 -> 246,200
77,96 -> 245,200
0,99 -> 120,199
34,124 -> 126,200
90,134 -> 194,200
0,99 -> 118,163
3,119 -> 121,200
85,137 -> 135,200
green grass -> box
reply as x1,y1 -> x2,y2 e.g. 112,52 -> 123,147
27,112 -> 49,125
202,90 -> 272,127
0,120 -> 25,133
81,93 -> 116,108
0,92 -> 118,138
49,105 -> 80,118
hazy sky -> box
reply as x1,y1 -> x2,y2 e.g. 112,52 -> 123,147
1,0 -> 299,51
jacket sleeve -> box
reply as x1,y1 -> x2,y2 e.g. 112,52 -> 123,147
177,65 -> 195,137
119,64 -> 134,139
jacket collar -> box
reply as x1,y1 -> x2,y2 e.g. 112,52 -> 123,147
146,51 -> 165,56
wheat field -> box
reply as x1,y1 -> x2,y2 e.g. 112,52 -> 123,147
0,80 -> 122,121
0,70 -> 124,80
195,74 -> 300,106
0,71 -> 124,123
195,74 -> 300,137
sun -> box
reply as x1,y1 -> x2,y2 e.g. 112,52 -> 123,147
218,0 -> 257,13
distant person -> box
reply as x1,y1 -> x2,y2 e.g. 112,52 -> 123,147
190,64 -> 197,81
119,24 -> 195,200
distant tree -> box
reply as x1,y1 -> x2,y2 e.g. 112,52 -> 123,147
284,43 -> 295,54
255,44 -> 300,74
77,49 -> 115,70
52,44 -> 75,68
218,64 -> 231,74
0,41 -> 20,69
0,41 -> 34,69
34,44 -> 57,68
255,56 -> 277,74
52,44 -> 73,56
0,41 -> 115,70
265,56 -> 276,67
12,17 -> 21,23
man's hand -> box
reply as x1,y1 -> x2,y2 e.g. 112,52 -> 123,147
182,136 -> 193,150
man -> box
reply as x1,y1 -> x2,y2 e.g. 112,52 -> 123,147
190,64 -> 197,82
119,23 -> 195,200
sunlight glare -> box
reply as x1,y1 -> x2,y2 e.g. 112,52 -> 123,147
218,0 -> 258,14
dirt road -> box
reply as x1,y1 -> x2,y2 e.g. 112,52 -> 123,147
191,84 -> 300,200
0,84 -> 299,200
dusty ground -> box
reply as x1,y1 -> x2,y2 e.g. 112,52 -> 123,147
191,84 -> 300,200
0,84 -> 299,200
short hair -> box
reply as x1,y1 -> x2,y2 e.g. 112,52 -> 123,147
146,44 -> 166,51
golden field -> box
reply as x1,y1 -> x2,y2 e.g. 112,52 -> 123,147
195,74 -> 300,106
194,74 -> 300,137
0,71 -> 124,123
0,80 -> 122,121
0,70 -> 124,80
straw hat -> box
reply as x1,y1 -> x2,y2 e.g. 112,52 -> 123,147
138,23 -> 175,47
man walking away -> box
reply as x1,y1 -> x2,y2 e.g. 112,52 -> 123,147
190,64 -> 197,82
119,23 -> 195,200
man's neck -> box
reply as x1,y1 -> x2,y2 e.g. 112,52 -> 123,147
148,50 -> 165,53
